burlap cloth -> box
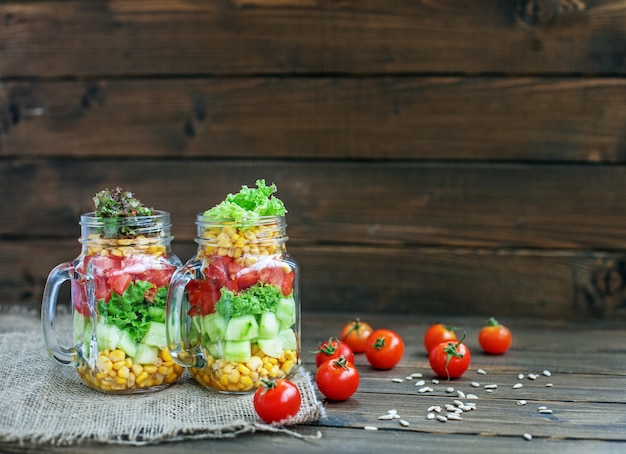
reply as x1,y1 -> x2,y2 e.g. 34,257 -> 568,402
0,307 -> 325,446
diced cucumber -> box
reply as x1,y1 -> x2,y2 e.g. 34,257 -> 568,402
225,314 -> 259,341
207,342 -> 225,359
257,338 -> 283,358
141,322 -> 167,349
203,313 -> 228,342
258,312 -> 280,339
147,306 -> 165,323
117,329 -> 137,358
278,328 -> 297,351
134,344 -> 159,364
276,295 -> 296,326
224,340 -> 251,363
73,311 -> 85,344
96,322 -> 122,351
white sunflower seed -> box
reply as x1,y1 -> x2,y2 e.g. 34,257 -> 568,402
539,409 -> 553,414
513,383 -> 523,389
446,387 -> 455,393
453,400 -> 464,407
523,433 -> 532,441
517,400 -> 527,406
477,369 -> 487,375
457,390 -> 466,399
538,406 -> 547,411
466,394 -> 478,399
404,376 -> 414,381
546,383 -> 554,387
460,405 -> 473,411
411,372 -> 423,378
484,384 -> 498,389
427,413 -> 436,420
391,378 -> 404,383
485,389 -> 494,393
436,415 -> 448,423
364,426 -> 378,431
543,370 -> 552,377
432,378 -> 440,385
418,386 -> 433,393
528,374 -> 538,380
378,414 -> 394,420
470,382 -> 480,388
518,374 -> 525,380
445,404 -> 457,411
399,419 -> 410,427
415,380 -> 426,386
446,414 -> 463,421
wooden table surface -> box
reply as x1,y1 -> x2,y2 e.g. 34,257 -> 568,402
2,312 -> 625,454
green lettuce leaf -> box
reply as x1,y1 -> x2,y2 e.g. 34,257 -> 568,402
203,179 -> 286,223
215,282 -> 283,318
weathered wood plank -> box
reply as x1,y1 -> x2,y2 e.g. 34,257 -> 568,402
1,1 -> 626,77
3,239 -> 625,318
3,160 -> 626,250
2,78 -> 626,161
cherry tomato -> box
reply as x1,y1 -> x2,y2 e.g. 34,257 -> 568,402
429,339 -> 471,379
253,379 -> 302,423
316,356 -> 360,401
340,318 -> 374,353
314,337 -> 355,367
423,323 -> 458,353
364,329 -> 405,370
478,317 -> 512,355
108,273 -> 132,295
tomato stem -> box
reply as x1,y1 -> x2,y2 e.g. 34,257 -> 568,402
312,337 -> 339,355
333,355 -> 350,369
488,317 -> 500,327
372,336 -> 386,351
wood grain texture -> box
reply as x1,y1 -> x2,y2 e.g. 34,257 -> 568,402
1,1 -> 626,77
2,77 -> 626,161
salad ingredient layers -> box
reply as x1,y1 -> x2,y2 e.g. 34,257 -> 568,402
184,180 -> 299,392
73,188 -> 182,392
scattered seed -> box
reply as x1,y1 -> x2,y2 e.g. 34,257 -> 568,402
528,374 -> 538,380
538,406 -> 547,411
415,380 -> 426,386
470,382 -> 480,388
446,414 -> 463,421
513,383 -> 523,389
453,400 -> 464,407
378,414 -> 394,420
436,415 -> 448,423
399,419 -> 410,427
445,404 -> 457,411
418,386 -> 433,393
405,376 -> 414,381
466,394 -> 478,399
457,390 -> 466,399
484,384 -> 498,389
543,370 -> 552,377
387,409 -> 398,415
485,389 -> 494,393
446,387 -> 455,393
517,400 -> 527,406
427,413 -> 436,420
477,369 -> 487,375
392,378 -> 404,383
518,374 -> 525,380
546,383 -> 554,387
432,378 -> 440,385
460,405 -> 473,411
427,405 -> 440,412
539,409 -> 553,414
364,426 -> 378,431
411,372 -> 423,378
523,433 -> 532,441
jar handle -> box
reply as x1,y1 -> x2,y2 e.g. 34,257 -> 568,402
41,262 -> 78,366
166,263 -> 205,368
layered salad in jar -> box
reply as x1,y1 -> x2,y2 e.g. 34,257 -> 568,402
73,188 -> 184,392
185,181 -> 299,392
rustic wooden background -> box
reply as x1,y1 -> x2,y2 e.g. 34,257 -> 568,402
2,0 -> 626,319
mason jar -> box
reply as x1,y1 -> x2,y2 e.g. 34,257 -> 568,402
167,214 -> 300,393
42,211 -> 184,393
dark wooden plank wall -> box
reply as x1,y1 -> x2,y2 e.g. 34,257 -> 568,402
2,0 -> 626,319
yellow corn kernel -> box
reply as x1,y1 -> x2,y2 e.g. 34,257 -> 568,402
281,360 -> 295,373
222,226 -> 236,238
111,248 -> 124,257
220,374 -> 230,387
237,363 -> 251,376
115,376 -> 127,385
136,371 -> 149,384
144,365 -> 158,374
125,358 -> 133,368
285,350 -> 296,361
161,349 -> 173,362
113,360 -> 127,371
223,363 -> 235,374
127,373 -> 136,388
157,365 -> 170,376
241,376 -> 254,388
268,364 -> 280,378
131,364 -> 143,376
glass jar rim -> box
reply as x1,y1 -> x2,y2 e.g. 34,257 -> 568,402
196,213 -> 286,226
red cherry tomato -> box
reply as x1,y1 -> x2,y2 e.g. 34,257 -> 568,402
364,329 -> 405,370
340,318 -> 374,353
253,379 -> 302,423
478,317 -> 512,355
423,323 -> 458,353
314,337 -> 355,367
315,356 -> 360,401
429,339 -> 471,379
